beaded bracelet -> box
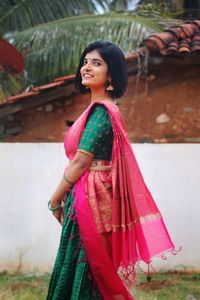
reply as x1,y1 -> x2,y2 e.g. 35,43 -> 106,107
48,200 -> 62,212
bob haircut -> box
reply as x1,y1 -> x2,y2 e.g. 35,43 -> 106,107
75,41 -> 128,99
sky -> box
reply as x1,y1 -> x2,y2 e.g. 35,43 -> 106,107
93,0 -> 140,13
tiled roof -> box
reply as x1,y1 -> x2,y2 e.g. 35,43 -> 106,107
1,75 -> 75,105
1,20 -> 200,107
140,20 -> 200,55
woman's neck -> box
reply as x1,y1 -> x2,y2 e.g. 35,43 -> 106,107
90,89 -> 113,103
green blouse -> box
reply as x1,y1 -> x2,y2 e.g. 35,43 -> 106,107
78,104 -> 113,161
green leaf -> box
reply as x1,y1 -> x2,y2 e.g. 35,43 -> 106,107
10,13 -> 162,86
0,72 -> 24,98
0,0 -> 106,36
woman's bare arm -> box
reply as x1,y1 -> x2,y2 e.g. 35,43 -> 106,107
50,151 -> 93,209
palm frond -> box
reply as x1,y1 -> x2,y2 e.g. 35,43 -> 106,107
137,2 -> 183,19
0,84 -> 6,104
0,0 -> 108,36
0,72 -> 24,98
0,0 -> 15,19
10,13 -> 162,87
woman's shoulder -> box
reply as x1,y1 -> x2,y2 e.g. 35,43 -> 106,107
90,102 -> 109,116
86,103 -> 112,127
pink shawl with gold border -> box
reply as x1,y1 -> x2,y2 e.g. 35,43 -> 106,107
64,101 -> 174,299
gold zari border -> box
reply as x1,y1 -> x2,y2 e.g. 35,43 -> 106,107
112,213 -> 161,232
138,212 -> 161,224
77,149 -> 94,157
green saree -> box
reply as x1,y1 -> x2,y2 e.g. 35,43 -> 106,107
46,104 -> 113,300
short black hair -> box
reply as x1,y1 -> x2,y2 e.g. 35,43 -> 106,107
75,41 -> 128,99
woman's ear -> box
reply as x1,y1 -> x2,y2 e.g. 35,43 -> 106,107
105,75 -> 114,91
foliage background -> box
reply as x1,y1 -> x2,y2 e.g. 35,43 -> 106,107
0,0 -> 196,97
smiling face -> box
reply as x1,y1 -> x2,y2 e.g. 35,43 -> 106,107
80,50 -> 109,90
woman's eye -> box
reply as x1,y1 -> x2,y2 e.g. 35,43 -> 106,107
93,61 -> 100,66
82,60 -> 101,66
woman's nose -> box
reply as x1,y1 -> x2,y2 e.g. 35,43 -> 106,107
83,61 -> 91,70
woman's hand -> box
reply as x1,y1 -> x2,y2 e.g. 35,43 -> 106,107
49,151 -> 93,224
50,200 -> 65,225
52,204 -> 64,225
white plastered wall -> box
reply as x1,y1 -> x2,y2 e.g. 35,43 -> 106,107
0,143 -> 199,272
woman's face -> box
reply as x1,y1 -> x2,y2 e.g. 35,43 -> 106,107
80,50 -> 109,90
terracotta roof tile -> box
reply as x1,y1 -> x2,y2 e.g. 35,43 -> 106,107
141,20 -> 200,56
54,74 -> 75,82
32,80 -> 65,92
6,91 -> 39,103
0,75 -> 74,107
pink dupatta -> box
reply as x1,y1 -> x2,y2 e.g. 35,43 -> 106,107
64,101 -> 175,299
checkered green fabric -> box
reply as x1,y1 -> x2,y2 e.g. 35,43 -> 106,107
46,192 -> 101,300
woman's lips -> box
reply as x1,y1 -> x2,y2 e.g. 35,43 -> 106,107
82,73 -> 93,78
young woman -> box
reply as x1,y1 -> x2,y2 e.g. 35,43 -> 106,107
46,41 -> 174,300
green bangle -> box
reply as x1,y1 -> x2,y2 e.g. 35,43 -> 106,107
63,175 -> 75,186
48,200 -> 61,212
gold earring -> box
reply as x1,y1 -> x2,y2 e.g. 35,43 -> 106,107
106,81 -> 114,91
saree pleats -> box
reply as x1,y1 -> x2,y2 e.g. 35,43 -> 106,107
46,192 -> 101,300
75,173 -> 134,300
